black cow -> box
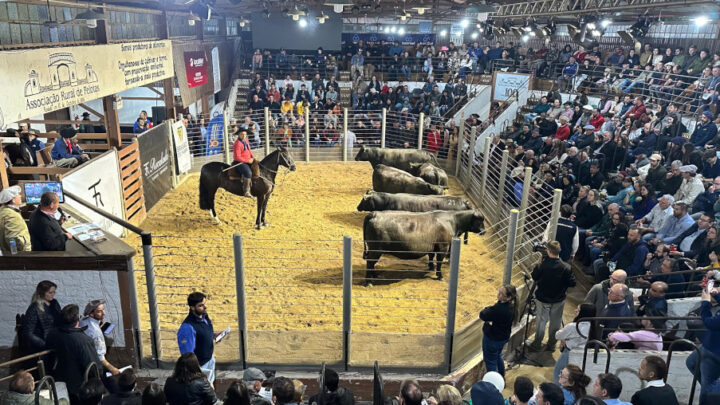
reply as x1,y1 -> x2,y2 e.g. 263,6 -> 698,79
372,164 -> 445,195
356,191 -> 470,212
408,162 -> 448,187
355,145 -> 439,172
362,210 -> 485,280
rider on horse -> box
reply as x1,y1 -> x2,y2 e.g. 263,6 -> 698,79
232,130 -> 254,197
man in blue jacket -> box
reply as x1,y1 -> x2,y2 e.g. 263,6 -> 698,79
690,110 -> 718,149
558,56 -> 579,91
51,127 -> 88,168
686,285 -> 720,403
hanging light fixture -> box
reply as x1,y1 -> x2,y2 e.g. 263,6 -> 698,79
188,12 -> 201,26
324,0 -> 353,14
412,6 -> 430,15
74,1 -> 106,28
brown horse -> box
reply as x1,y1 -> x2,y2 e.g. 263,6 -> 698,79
199,147 -> 296,229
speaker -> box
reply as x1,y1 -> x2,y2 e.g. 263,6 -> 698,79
151,106 -> 167,125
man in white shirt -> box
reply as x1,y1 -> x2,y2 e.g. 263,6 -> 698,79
79,299 -> 120,375
674,165 -> 705,206
637,194 -> 675,241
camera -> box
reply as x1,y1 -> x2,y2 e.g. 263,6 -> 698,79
532,241 -> 548,254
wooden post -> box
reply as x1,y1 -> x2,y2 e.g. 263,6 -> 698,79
95,19 -> 122,148
158,10 -> 175,123
0,148 -> 9,189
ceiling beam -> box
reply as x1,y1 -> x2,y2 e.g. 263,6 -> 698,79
494,0 -> 718,18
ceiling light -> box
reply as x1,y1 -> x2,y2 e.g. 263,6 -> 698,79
398,28 -> 405,35
325,0 -> 353,13
469,32 -> 477,39
586,22 -> 596,30
521,34 -> 529,42
600,18 -> 612,28
292,14 -> 299,21
529,31 -> 536,36
400,15 -> 407,21
384,26 -> 390,33
694,16 -> 710,27
460,19 -> 469,28
299,18 -> 308,27
439,29 -> 447,37
591,29 -> 602,37
390,26 -> 396,33
412,6 -> 430,15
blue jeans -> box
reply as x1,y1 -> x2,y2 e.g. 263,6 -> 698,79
554,348 -> 571,384
686,346 -> 720,403
482,335 -> 509,376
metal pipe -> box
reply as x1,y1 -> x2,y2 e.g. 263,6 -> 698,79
264,107 -> 270,156
496,149 -> 510,221
63,190 -> 144,235
343,108 -> 349,162
342,236 -> 352,371
165,120 -> 178,188
444,237 -> 461,373
417,113 -> 425,151
305,108 -> 310,162
381,108 -> 387,149
503,210 -> 519,285
454,125 -> 465,178
223,111 -> 231,164
516,167 -> 533,245
546,189 -> 563,242
126,258 -> 143,368
477,130 -> 490,200
233,233 -> 248,369
141,232 -> 162,367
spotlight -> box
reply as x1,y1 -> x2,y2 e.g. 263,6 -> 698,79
529,31 -> 536,37
384,26 -> 390,33
293,14 -> 299,21
617,14 -> 652,45
471,32 -> 478,39
600,18 -> 612,28
521,34 -> 529,42
390,26 -> 396,33
439,29 -> 447,37
299,18 -> 307,27
591,29 -> 602,37
325,0 -> 354,13
694,16 -> 710,27
586,22 -> 596,30
398,28 -> 405,35
460,19 -> 469,28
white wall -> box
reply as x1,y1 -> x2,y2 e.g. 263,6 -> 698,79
452,85 -> 491,126
0,270 -> 125,347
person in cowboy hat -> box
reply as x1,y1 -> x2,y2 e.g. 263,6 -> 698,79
79,299 -> 122,376
0,185 -> 31,252
51,127 -> 89,168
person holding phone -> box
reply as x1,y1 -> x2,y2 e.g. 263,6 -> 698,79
79,299 -> 121,376
685,282 -> 720,404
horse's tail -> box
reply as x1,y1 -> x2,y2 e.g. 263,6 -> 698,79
199,164 -> 219,210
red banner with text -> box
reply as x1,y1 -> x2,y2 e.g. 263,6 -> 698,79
184,51 -> 208,88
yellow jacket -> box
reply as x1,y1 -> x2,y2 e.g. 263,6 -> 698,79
297,102 -> 306,116
0,206 -> 31,252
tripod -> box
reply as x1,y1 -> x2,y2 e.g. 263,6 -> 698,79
507,273 -> 545,368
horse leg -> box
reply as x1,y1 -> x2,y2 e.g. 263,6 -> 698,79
209,208 -> 221,225
255,195 -> 264,230
261,194 -> 270,227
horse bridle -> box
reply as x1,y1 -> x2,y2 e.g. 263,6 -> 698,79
258,150 -> 292,185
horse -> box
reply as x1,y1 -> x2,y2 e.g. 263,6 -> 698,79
198,147 -> 296,229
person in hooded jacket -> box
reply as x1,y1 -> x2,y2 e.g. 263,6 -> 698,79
308,368 -> 354,405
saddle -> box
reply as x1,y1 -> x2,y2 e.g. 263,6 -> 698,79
227,160 -> 261,180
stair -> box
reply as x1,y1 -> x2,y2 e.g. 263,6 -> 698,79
234,69 -> 252,118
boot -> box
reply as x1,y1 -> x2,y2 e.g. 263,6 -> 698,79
242,178 -> 252,197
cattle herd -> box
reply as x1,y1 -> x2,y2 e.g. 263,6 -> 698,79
354,146 -> 486,281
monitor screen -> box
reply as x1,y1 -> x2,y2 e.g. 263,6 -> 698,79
22,181 -> 65,204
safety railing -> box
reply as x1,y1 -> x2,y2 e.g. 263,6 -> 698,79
0,349 -> 52,382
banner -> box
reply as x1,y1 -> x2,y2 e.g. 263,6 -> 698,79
341,33 -> 436,45
492,72 -> 532,102
0,40 -> 173,126
184,51 -> 208,89
205,114 -> 224,157
62,150 -> 124,237
171,120 -> 192,174
137,124 -> 172,210
211,47 -> 221,94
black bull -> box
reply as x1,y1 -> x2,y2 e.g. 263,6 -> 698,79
354,145 -> 440,172
362,210 -> 485,280
356,191 -> 473,244
372,164 -> 445,195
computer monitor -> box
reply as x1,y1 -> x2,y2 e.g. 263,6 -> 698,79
22,181 -> 65,204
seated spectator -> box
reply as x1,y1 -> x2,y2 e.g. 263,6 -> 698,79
669,212 -> 714,259
631,355 -> 680,405
558,57 -> 579,91
689,111 -> 717,149
164,353 -> 216,405
470,380 -> 504,405
506,377 -> 534,405
558,364 -> 591,405
428,385 -> 462,405
605,227 -> 648,279
592,373 -> 631,405
535,382 -> 565,405
29,192 -> 72,251
637,281 -> 669,317
141,384 -> 165,405
78,379 -> 107,405
637,195 -> 674,240
80,299 -> 121,376
308,368 -> 354,405
525,96 -> 550,123
585,270 -> 634,315
51,128 -> 89,168
1,370 -> 56,405
608,316 -> 664,351
242,368 -> 271,405
20,280 -> 61,354
685,284 -> 720,403
47,304 -> 102,403
224,381 -> 251,405
0,185 -> 30,252
649,202 -> 694,247
554,304 -> 596,383
599,284 -> 633,338
101,369 -> 141,405
645,258 -> 685,299
674,165 -> 704,206
587,213 -> 628,275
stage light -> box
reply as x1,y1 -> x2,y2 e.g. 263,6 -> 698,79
586,22 -> 596,30
460,19 -> 469,28
299,18 -> 307,27
471,31 -> 478,39
521,34 -> 529,42
390,26 -> 396,32
439,29 -> 447,37
591,29 -> 602,37
384,26 -> 390,33
601,18 -> 612,28
694,16 -> 710,27
398,27 -> 405,35
325,0 -> 353,13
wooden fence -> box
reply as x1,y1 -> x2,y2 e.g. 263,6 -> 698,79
117,142 -> 147,227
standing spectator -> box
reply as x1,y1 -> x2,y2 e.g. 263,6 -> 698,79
527,241 -> 576,351
164,353 -> 216,405
101,369 -> 141,405
80,299 -> 121,376
426,125 -> 441,155
350,49 -> 364,78
20,280 -> 61,355
479,285 -> 517,376
544,205 -> 579,262
307,368 -> 354,405
46,304 -> 102,403
592,373 -> 631,405
553,304 -> 596,383
631,356 -> 679,405
177,292 -> 217,384
685,284 -> 720,403
29,192 -> 71,251
0,185 -> 30,252
558,56 -> 579,91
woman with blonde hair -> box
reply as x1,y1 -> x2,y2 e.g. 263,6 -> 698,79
20,280 -> 61,354
428,385 -> 462,405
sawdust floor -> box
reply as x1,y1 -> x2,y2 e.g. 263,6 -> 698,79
125,162 -> 507,362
